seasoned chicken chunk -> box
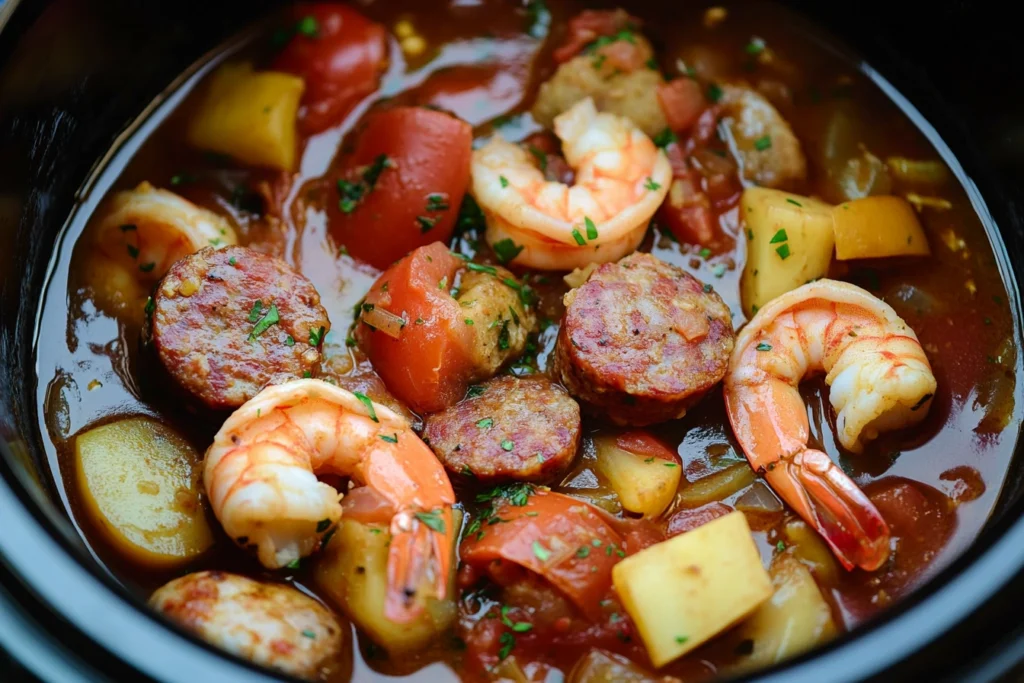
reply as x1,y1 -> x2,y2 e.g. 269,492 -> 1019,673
719,84 -> 806,189
150,571 -> 348,680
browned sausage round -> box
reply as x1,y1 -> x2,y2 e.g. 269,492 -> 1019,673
422,375 -> 581,483
553,252 -> 734,426
149,246 -> 330,409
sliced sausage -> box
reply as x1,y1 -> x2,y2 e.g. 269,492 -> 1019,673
422,375 -> 580,483
553,252 -> 734,426
149,246 -> 330,409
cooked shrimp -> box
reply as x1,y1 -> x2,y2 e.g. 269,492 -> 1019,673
150,571 -> 347,680
724,280 -> 937,571
204,379 -> 456,623
472,97 -> 671,270
93,181 -> 237,282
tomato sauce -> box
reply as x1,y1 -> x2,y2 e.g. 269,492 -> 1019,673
33,1 -> 1022,681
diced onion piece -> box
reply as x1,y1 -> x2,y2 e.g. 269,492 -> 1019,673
886,157 -> 949,185
734,480 -> 783,514
564,262 -> 600,289
676,462 -> 755,508
904,192 -> 952,212
361,306 -> 406,339
832,195 -> 930,260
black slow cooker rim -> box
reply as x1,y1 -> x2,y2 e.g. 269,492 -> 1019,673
2,1 -> 1024,681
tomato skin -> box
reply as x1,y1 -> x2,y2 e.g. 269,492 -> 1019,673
614,431 -> 677,461
665,501 -> 733,536
354,242 -> 475,413
461,491 -> 624,619
273,3 -> 387,134
328,107 -> 472,269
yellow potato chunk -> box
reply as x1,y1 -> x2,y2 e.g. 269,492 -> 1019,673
832,195 -> 930,260
613,511 -> 772,668
186,62 -> 304,171
725,555 -> 838,674
740,187 -> 835,317
75,417 -> 212,567
593,435 -> 681,518
314,512 -> 462,654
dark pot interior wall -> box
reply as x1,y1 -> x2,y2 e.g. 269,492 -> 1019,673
1,1 -> 1022,681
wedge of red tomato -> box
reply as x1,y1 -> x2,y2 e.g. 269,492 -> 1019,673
274,3 -> 388,134
328,107 -> 472,269
354,242 -> 475,414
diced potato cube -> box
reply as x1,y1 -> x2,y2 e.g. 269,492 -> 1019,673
313,512 -> 461,653
613,510 -> 772,667
186,62 -> 304,171
593,435 -> 681,518
75,417 -> 213,567
725,555 -> 838,674
783,519 -> 840,585
832,195 -> 930,260
740,187 -> 834,317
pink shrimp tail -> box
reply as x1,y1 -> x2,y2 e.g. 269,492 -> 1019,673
384,509 -> 453,623
768,449 -> 890,571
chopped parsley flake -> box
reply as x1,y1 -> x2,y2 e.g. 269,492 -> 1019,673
415,510 -> 446,534
417,215 -> 437,233
585,216 -> 598,240
528,145 -> 548,173
756,342 -> 773,352
380,433 -> 398,443
426,193 -> 449,212
644,177 -> 662,191
500,439 -> 514,451
707,83 -> 723,102
499,175 -> 510,188
571,228 -> 586,246
247,303 -> 280,342
532,540 -> 551,562
284,336 -> 295,347
653,128 -> 678,148
297,16 -> 318,37
467,262 -> 497,275
754,135 -> 772,151
785,197 -> 803,207
776,243 -> 791,260
308,325 -> 326,346
476,417 -> 494,429
492,238 -> 524,264
353,392 -> 379,422
769,229 -> 788,244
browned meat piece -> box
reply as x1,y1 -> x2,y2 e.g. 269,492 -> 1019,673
719,84 -> 807,190
553,252 -> 734,426
422,375 -> 580,483
148,246 -> 330,409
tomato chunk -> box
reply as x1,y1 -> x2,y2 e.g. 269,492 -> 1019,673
553,9 -> 640,63
328,107 -> 472,269
461,490 -> 624,619
657,78 -> 707,133
354,242 -> 475,413
273,3 -> 387,134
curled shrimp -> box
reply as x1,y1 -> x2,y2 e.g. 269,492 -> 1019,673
204,379 -> 456,623
94,181 -> 237,282
724,280 -> 937,571
471,97 -> 671,271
